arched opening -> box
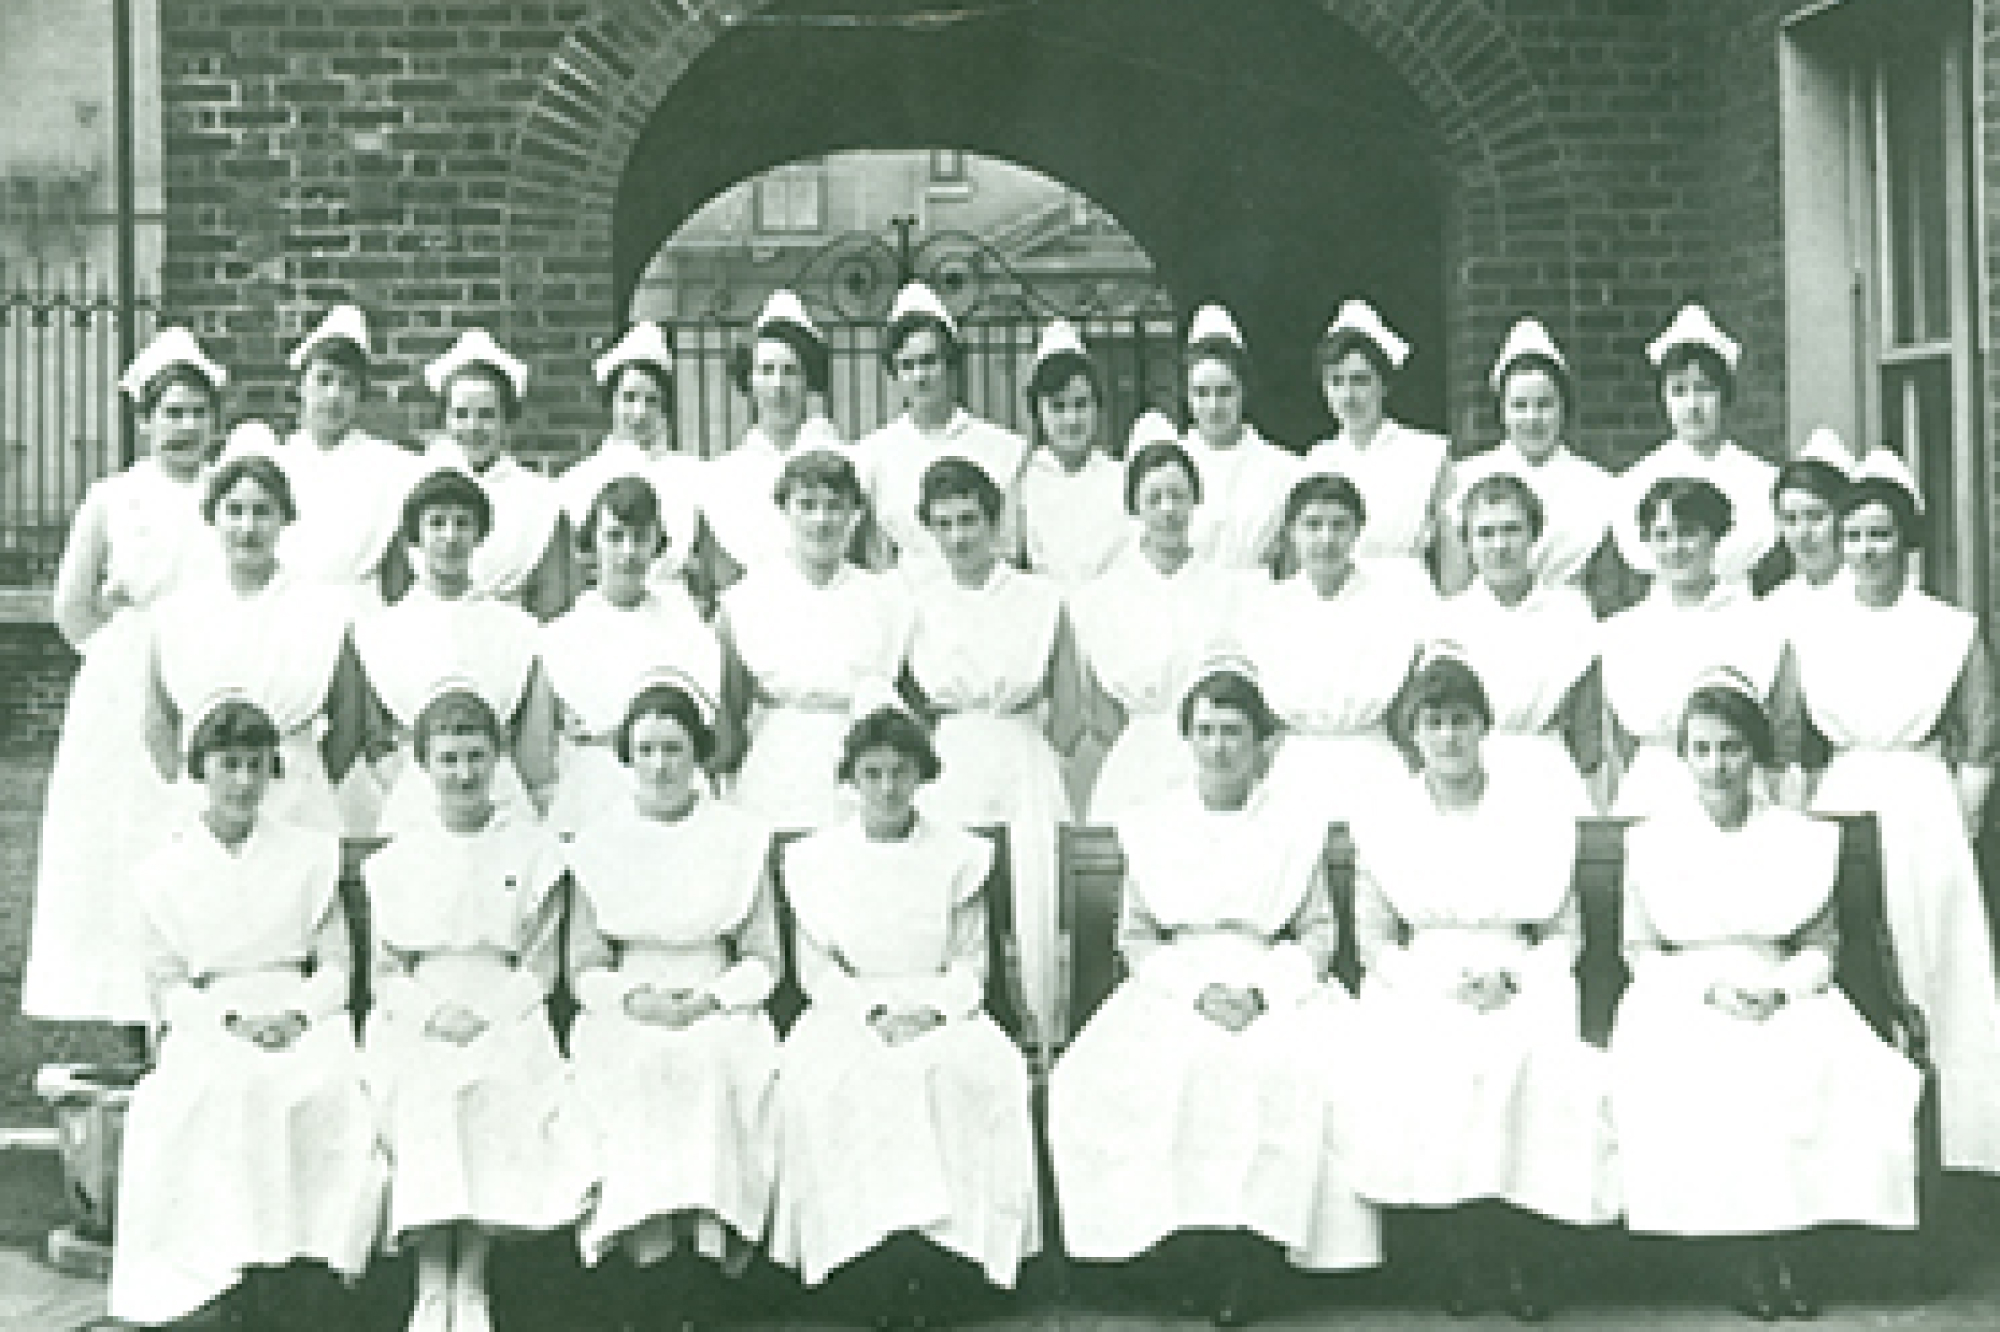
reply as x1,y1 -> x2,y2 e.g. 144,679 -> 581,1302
607,0 -> 1447,446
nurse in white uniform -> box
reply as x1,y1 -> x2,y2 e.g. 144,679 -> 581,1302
1177,303 -> 1299,571
856,281 -> 1028,578
1760,426 -> 1855,621
1305,299 -> 1453,580
1016,318 -> 1129,587
1609,304 -> 1779,590
422,329 -> 573,620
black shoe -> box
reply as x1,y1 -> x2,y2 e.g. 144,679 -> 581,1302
1501,1259 -> 1551,1323
1442,1256 -> 1489,1317
1733,1257 -> 1782,1322
1211,1272 -> 1253,1328
1772,1259 -> 1819,1320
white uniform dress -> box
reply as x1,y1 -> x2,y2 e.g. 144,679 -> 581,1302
151,568 -> 353,833
1447,441 -> 1617,591
1069,547 -> 1248,821
1234,567 -> 1433,823
906,562 -> 1073,1042
1600,580 -> 1783,816
539,587 -> 721,839
701,419 -> 847,579
1180,425 -> 1299,571
1346,772 -> 1614,1223
351,586 -> 541,834
425,443 -> 568,608
1786,587 -> 2000,1172
363,809 -> 591,1241
1049,783 -> 1381,1270
24,459 -> 218,1021
223,428 -> 416,616
1612,801 -> 1921,1233
1307,419 -> 1451,572
109,817 -> 385,1326
1609,439 -> 1778,587
721,560 -> 912,828
1434,580 -> 1599,812
857,408 -> 1028,578
1017,448 -> 1130,588
771,816 -> 1039,1287
558,438 -> 704,585
566,795 -> 780,1268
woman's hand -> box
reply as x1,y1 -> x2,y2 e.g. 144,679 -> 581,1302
1704,982 -> 1785,1022
423,1003 -> 490,1046
226,1011 -> 309,1052
867,1004 -> 945,1047
624,986 -> 722,1029
1454,969 -> 1517,1014
1195,983 -> 1264,1033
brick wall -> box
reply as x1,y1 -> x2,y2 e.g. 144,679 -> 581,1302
0,627 -> 73,758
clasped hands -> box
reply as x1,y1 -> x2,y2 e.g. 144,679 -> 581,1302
622,986 -> 723,1029
1705,981 -> 1787,1022
1455,968 -> 1519,1014
1195,983 -> 1266,1032
867,1003 -> 945,1046
225,1010 -> 308,1051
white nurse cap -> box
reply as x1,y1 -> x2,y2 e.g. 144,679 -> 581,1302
1795,426 -> 1855,477
888,281 -> 958,340
1029,318 -> 1088,373
1321,298 -> 1411,370
1488,316 -> 1566,391
1126,409 -> 1181,453
1854,448 -> 1923,511
1645,303 -> 1741,372
119,326 -> 227,401
591,321 -> 673,387
754,289 -> 823,344
1687,664 -> 1765,708
1175,647 -> 1264,714
1186,303 -> 1245,351
626,665 -> 719,729
425,329 -> 528,401
223,419 -> 283,460
288,303 -> 372,371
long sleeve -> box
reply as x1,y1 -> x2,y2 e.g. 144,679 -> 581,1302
711,609 -> 756,777
513,877 -> 567,1015
1284,859 -> 1338,982
898,890 -> 988,1019
1350,859 -> 1406,981
564,887 -> 627,1014
707,872 -> 781,1011
1522,890 -> 1582,979
1619,874 -> 1670,983
1775,893 -> 1838,1001
143,638 -> 184,783
1082,660 -> 1127,748
368,933 -> 439,1026
51,485 -> 113,651
793,917 -> 870,1018
142,913 -> 223,1033
296,895 -> 354,1023
1115,873 -> 1170,976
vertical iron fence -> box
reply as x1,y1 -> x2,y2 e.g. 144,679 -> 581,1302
0,266 -> 156,584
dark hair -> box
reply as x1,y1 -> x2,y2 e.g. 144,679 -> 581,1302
1678,684 -> 1773,766
203,454 -> 298,526
1124,441 -> 1201,515
578,473 -> 663,558
186,697 -> 282,780
1836,476 -> 1925,551
413,688 -> 502,764
598,360 -> 675,419
1283,471 -> 1367,532
1182,337 -> 1254,404
773,447 -> 864,510
882,313 -> 963,373
1460,471 -> 1546,543
1177,669 -> 1282,742
1655,343 -> 1736,407
837,707 -> 942,784
918,456 -> 1004,526
1396,655 -> 1494,755
441,361 -> 522,423
294,337 -> 370,392
1771,459 -> 1849,512
1027,351 -> 1103,416
401,467 -> 493,546
1494,351 -> 1575,422
138,362 -> 223,421
614,683 -> 717,766
1313,329 -> 1396,384
731,319 -> 829,398
1637,476 -> 1733,540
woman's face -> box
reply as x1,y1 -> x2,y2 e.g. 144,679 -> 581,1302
1683,710 -> 1755,812
1036,374 -> 1099,462
298,356 -> 362,437
1288,498 -> 1362,589
1662,362 -> 1724,447
1644,506 -> 1717,591
782,481 -> 856,567
416,502 -> 483,585
1187,697 -> 1260,793
1322,350 -> 1386,434
1133,461 -> 1197,545
146,382 -> 214,479
925,493 -> 995,582
445,373 -> 508,470
202,745 -> 273,827
212,475 -> 287,570
1465,494 -> 1536,591
1500,366 -> 1564,462
1842,500 -> 1906,600
1777,487 -> 1841,582
1186,357 -> 1244,443
1411,701 -> 1486,783
595,509 -> 661,599
851,745 -> 922,825
892,326 -> 954,420
610,366 -> 669,444
751,338 -> 809,432
424,727 -> 497,821
627,712 -> 701,805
